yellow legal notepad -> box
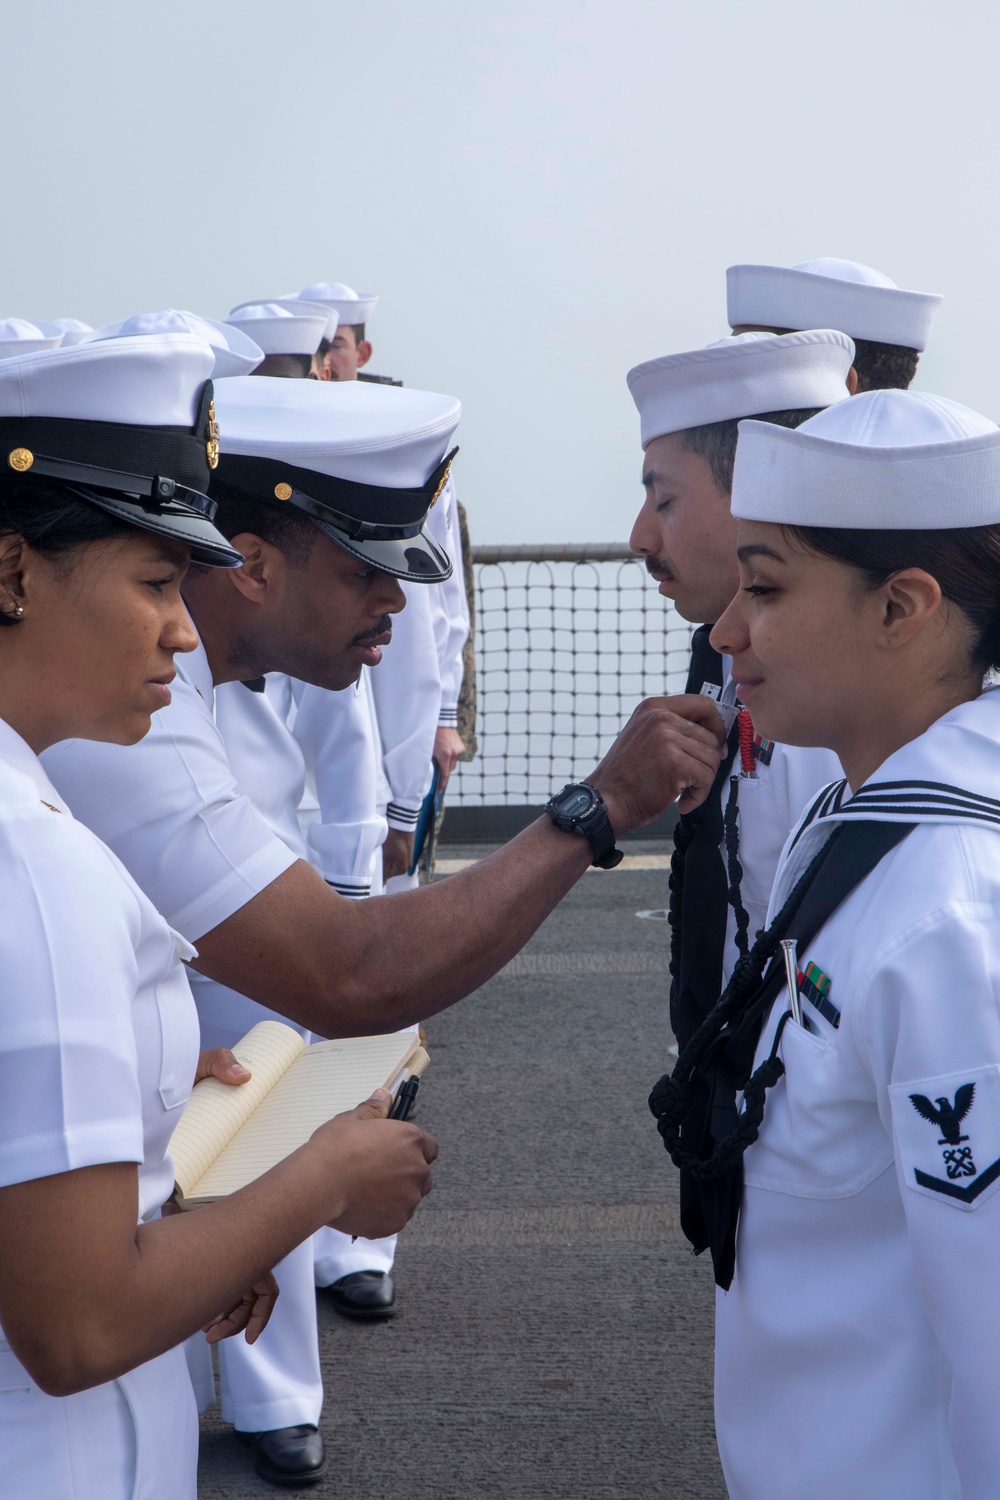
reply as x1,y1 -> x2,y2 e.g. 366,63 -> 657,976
169,1021 -> 428,1207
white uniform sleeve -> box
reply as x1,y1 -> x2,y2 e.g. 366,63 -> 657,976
863,899 -> 1000,1496
368,582 -> 440,831
424,480 -> 470,726
291,673 -> 387,897
41,671 -> 297,942
0,810 -> 144,1187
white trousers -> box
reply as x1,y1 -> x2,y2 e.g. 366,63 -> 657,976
0,1341 -> 197,1500
314,1226 -> 398,1284
189,979 -> 324,1432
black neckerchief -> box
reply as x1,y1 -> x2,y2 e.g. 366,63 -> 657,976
652,819 -> 915,1288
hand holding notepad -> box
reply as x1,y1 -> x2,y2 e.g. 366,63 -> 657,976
169,1022 -> 429,1208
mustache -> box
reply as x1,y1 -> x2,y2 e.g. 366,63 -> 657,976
643,554 -> 674,582
350,615 -> 394,646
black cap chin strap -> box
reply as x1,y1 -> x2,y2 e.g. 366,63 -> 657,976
18,452 -> 217,520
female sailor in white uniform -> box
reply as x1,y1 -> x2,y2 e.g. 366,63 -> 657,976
651,389 -> 1000,1499
0,333 -> 436,1500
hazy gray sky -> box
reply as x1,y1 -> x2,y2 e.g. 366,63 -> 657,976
4,1 -> 998,542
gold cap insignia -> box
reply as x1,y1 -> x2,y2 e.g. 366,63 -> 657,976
274,482 -> 293,502
206,399 -> 220,470
8,448 -> 33,473
429,457 -> 453,508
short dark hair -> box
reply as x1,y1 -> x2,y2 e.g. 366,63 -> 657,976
316,337 -> 331,358
0,476 -> 135,626
207,475 -> 317,567
680,407 -> 823,495
850,339 -> 920,393
338,324 -> 365,345
789,523 -> 1000,675
254,353 -> 312,379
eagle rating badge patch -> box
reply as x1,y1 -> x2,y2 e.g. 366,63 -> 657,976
890,1064 -> 1000,1210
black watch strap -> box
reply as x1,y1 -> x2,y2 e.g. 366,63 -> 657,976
545,782 -> 624,869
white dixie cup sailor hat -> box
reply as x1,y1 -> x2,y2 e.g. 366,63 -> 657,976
230,297 -> 339,344
726,258 -> 942,352
295,282 -> 379,329
0,318 -> 64,358
626,329 -> 855,449
0,334 -> 243,566
45,318 -> 94,347
211,376 -> 460,583
224,301 -> 329,357
85,309 -> 264,377
732,389 -> 1000,530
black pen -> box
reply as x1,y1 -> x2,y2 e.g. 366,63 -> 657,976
351,1077 -> 422,1242
389,1076 -> 420,1121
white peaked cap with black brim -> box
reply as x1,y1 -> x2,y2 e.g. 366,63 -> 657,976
86,309 -> 264,378
211,377 -> 460,583
627,330 -> 854,449
296,282 -> 378,328
0,318 -> 64,358
0,334 -> 242,567
726,258 -> 942,352
224,302 -> 329,357
732,390 -> 1000,530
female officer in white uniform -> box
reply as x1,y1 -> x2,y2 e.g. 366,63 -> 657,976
0,334 -> 437,1500
652,388 -> 1000,1499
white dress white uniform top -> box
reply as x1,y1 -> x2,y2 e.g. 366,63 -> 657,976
0,721 -> 203,1500
707,392 -> 1000,1499
0,330 -> 247,1498
425,475 -> 471,731
43,644 -> 323,1437
368,572 -> 441,857
290,670 -> 387,899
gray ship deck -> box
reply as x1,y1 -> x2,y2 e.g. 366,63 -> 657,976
198,843 -> 726,1499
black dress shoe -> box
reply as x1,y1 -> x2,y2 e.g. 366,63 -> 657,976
235,1424 -> 327,1487
323,1269 -> 396,1319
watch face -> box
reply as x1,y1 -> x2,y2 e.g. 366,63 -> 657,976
560,787 -> 594,819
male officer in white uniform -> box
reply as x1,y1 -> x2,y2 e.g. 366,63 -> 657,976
284,283 -> 469,1315
226,287 -> 428,1319
43,374 -> 720,1486
726,255 -> 941,391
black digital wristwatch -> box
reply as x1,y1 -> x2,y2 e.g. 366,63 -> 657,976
544,781 -> 624,869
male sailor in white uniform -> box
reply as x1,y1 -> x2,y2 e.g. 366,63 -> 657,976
654,389 -> 1000,1498
630,264 -> 944,1053
224,300 -> 330,381
726,254 -> 941,391
627,331 -> 852,1103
